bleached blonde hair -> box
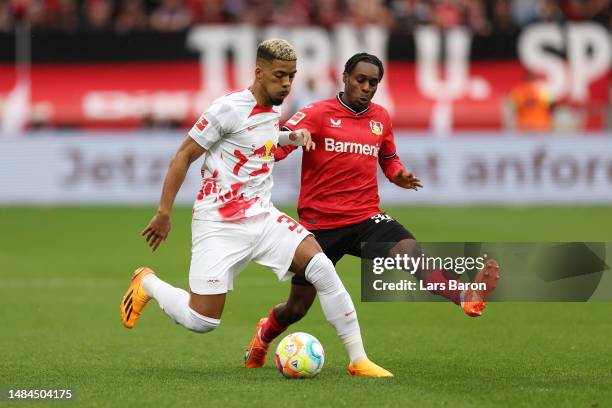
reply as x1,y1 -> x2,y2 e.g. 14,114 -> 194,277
257,39 -> 297,62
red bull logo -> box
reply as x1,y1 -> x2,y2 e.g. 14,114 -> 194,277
252,139 -> 275,161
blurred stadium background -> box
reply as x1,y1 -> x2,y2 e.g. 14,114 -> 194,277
0,0 -> 610,205
1,1 -> 611,406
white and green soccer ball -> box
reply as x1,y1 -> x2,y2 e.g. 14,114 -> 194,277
274,332 -> 325,379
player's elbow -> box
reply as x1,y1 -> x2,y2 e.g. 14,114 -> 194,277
172,137 -> 206,168
169,151 -> 192,171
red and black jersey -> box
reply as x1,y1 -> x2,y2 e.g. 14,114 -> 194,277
278,93 -> 404,230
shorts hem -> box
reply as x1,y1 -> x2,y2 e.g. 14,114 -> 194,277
273,230 -> 313,281
189,282 -> 230,296
302,211 -> 382,231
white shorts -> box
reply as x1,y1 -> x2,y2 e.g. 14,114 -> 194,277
189,207 -> 312,295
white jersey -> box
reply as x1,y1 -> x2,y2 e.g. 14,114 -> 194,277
188,89 -> 281,221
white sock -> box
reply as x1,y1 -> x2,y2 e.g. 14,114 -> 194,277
142,274 -> 220,333
341,333 -> 367,364
304,253 -> 368,364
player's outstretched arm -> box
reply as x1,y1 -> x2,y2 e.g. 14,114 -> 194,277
378,113 -> 422,191
274,144 -> 296,161
278,129 -> 315,151
391,168 -> 423,191
379,155 -> 422,190
142,136 -> 205,251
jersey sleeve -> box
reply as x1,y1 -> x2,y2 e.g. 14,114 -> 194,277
283,108 -> 318,132
276,105 -> 320,162
274,144 -> 297,161
378,110 -> 405,181
188,100 -> 237,150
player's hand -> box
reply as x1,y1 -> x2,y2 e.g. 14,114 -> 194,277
291,129 -> 315,152
392,169 -> 423,190
141,211 -> 171,252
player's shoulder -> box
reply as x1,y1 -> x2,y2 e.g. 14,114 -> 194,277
368,101 -> 390,117
285,98 -> 333,128
206,91 -> 238,118
316,97 -> 341,112
209,89 -> 284,124
211,89 -> 252,107
367,101 -> 392,125
298,97 -> 337,114
208,89 -> 258,116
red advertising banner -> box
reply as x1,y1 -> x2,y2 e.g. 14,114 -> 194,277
0,24 -> 609,132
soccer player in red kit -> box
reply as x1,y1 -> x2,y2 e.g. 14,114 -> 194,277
243,53 -> 500,370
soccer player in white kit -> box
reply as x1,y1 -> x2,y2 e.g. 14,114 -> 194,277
119,39 -> 392,377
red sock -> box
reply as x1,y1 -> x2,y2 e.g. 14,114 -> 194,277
424,269 -> 462,305
260,309 -> 288,344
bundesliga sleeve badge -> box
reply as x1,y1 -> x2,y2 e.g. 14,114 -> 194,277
194,115 -> 209,134
286,111 -> 306,126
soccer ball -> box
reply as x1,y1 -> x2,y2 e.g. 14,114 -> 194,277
274,332 -> 325,379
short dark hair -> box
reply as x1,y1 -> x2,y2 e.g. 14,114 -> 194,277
343,53 -> 384,80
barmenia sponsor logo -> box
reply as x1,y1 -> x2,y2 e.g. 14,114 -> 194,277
324,138 -> 380,157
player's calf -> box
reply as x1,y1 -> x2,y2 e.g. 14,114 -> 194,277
304,253 -> 360,337
276,302 -> 308,325
273,283 -> 317,327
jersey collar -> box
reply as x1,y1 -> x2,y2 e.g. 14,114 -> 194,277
336,92 -> 369,115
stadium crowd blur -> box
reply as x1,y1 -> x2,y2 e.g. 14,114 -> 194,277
0,0 -> 610,33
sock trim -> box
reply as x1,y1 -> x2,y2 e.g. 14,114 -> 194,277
261,309 -> 288,344
304,252 -> 328,286
188,308 -> 221,325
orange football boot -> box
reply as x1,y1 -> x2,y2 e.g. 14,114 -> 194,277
348,359 -> 394,377
120,267 -> 154,329
463,259 -> 500,317
244,318 -> 270,368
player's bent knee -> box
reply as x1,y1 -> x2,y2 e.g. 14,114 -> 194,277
390,238 -> 421,258
185,307 -> 221,333
291,236 -> 324,275
304,252 -> 340,294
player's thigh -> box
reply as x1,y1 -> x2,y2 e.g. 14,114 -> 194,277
189,218 -> 254,296
189,292 -> 226,320
291,226 -> 355,287
291,235 -> 323,276
311,227 -> 355,265
250,208 -> 313,280
350,214 -> 416,259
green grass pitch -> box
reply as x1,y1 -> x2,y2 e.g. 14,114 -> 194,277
1,206 -> 611,407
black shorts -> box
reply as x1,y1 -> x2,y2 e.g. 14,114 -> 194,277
292,213 -> 415,286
